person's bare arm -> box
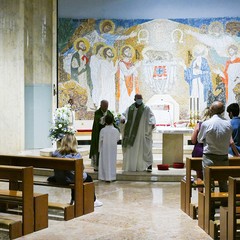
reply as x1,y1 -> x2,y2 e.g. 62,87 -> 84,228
191,123 -> 199,145
230,137 -> 240,156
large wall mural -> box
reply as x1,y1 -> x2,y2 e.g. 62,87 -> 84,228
58,17 -> 240,123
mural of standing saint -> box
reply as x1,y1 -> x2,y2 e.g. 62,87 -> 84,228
214,44 -> 240,106
100,46 -> 118,112
90,42 -> 105,108
71,38 -> 94,110
117,45 -> 141,114
181,44 -> 212,113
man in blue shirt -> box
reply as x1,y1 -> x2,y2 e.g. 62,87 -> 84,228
227,103 -> 240,155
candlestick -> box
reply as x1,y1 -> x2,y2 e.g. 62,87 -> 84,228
197,97 -> 199,113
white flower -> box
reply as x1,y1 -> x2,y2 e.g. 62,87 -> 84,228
48,104 -> 76,142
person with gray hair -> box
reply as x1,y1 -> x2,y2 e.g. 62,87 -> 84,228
197,101 -> 239,219
198,101 -> 239,184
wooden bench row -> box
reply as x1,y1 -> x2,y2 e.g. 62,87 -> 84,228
0,165 -> 36,239
210,177 -> 240,240
180,156 -> 240,217
180,157 -> 240,239
0,154 -> 95,239
182,164 -> 240,239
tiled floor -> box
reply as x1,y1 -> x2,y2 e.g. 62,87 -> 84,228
0,179 -> 212,240
0,143 -> 212,240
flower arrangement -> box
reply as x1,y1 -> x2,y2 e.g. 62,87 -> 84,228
111,111 -> 122,127
49,104 -> 76,142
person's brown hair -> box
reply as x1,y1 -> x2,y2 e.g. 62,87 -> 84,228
59,134 -> 78,155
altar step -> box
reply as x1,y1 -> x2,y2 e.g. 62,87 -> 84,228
27,136 -> 194,182
79,144 -> 193,182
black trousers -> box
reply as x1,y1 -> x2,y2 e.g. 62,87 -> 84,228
71,173 -> 96,201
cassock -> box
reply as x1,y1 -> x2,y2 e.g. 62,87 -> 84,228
98,125 -> 120,181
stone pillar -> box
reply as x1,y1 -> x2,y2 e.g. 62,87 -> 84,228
0,0 -> 25,154
0,0 -> 56,153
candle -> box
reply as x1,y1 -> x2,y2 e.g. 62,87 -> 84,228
197,97 -> 199,113
193,98 -> 195,113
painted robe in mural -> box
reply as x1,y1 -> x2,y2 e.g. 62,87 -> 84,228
90,54 -> 103,107
223,57 -> 240,105
117,60 -> 139,114
100,59 -> 117,112
184,57 -> 212,113
71,51 -> 94,110
121,104 -> 156,172
98,125 -> 120,181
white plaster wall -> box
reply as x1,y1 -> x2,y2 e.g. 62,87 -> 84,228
58,0 -> 240,19
0,0 -> 25,154
0,0 -> 56,153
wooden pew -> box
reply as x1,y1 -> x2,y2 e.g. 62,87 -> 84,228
203,166 -> 240,234
0,191 -> 48,231
0,218 -> 22,239
0,155 -> 93,219
181,157 -> 240,217
181,157 -> 202,215
0,165 -> 34,237
227,177 -> 240,240
209,179 -> 240,240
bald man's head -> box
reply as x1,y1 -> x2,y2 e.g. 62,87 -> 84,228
210,101 -> 225,115
100,100 -> 108,112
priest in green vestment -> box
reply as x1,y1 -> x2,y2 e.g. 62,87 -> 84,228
89,100 -> 116,171
121,94 -> 156,172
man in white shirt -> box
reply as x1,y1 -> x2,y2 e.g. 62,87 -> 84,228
197,101 -> 232,220
197,101 -> 232,192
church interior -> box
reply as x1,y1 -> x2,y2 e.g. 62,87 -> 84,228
0,0 -> 240,239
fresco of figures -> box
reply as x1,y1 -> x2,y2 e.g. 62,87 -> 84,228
58,18 -> 240,121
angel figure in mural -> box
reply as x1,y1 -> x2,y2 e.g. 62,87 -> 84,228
185,21 -> 236,57
84,20 -> 137,47
117,45 -> 141,114
89,42 -> 106,108
100,46 -> 119,112
71,38 -> 95,111
213,44 -> 240,106
180,44 -> 212,114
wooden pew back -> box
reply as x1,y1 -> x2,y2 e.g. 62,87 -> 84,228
0,165 -> 34,235
182,157 -> 240,215
204,166 -> 240,234
0,155 -> 83,217
228,177 -> 240,240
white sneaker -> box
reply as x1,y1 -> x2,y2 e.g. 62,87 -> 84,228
94,199 -> 103,207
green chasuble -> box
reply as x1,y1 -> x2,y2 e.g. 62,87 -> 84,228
122,103 -> 145,148
89,109 -> 115,158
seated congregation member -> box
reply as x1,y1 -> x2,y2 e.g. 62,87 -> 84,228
227,103 -> 240,155
98,114 -> 120,182
49,133 -> 103,207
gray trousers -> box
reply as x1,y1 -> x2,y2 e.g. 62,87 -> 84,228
202,153 -> 229,192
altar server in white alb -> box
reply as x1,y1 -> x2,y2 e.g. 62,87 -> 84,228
121,94 -> 156,172
98,114 -> 120,182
